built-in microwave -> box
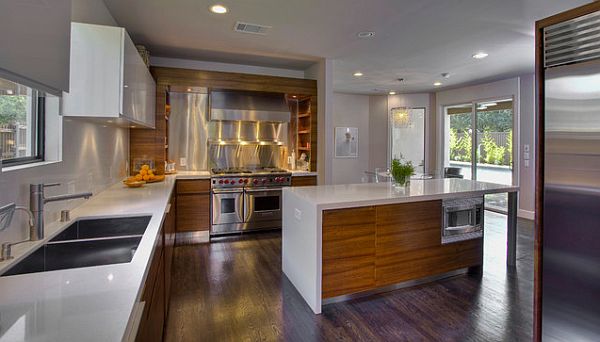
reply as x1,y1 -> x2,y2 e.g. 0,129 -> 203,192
441,196 -> 484,244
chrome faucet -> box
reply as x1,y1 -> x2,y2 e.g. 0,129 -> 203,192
30,183 -> 93,240
0,205 -> 35,261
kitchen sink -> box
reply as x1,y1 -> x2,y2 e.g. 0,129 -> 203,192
1,215 -> 151,277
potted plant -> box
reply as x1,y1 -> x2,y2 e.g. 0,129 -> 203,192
390,157 -> 415,189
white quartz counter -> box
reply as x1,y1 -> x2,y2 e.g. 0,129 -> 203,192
288,170 -> 318,177
0,175 -> 181,342
283,178 -> 517,210
172,170 -> 211,179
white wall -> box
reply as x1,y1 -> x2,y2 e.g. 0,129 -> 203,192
0,0 -> 129,244
368,96 -> 388,171
331,93 -> 370,184
435,76 -> 535,218
150,56 -> 306,79
305,59 -> 333,185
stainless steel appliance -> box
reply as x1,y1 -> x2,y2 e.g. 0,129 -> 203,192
168,91 -> 209,171
210,168 -> 291,236
540,11 -> 600,341
441,197 -> 484,244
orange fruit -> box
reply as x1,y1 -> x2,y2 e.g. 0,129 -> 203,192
142,175 -> 150,181
140,169 -> 148,176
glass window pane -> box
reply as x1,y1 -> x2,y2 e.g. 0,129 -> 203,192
0,78 -> 39,163
444,104 -> 473,180
390,107 -> 426,174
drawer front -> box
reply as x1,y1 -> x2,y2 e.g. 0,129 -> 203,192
291,175 -> 317,187
176,179 -> 210,194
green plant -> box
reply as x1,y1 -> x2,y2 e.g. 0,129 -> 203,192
455,130 -> 472,162
507,130 -> 513,166
481,131 -> 507,165
390,157 -> 414,186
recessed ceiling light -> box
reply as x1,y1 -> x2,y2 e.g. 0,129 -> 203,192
353,72 -> 363,77
292,95 -> 297,98
472,52 -> 489,59
357,31 -> 375,38
210,4 -> 228,14
433,81 -> 442,86
187,88 -> 192,92
389,91 -> 396,95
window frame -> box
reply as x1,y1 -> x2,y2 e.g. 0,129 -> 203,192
1,91 -> 45,167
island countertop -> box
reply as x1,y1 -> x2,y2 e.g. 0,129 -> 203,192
283,178 -> 518,210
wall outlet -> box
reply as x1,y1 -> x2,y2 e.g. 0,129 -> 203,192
180,157 -> 187,167
524,160 -> 530,168
524,144 -> 530,152
294,208 -> 302,221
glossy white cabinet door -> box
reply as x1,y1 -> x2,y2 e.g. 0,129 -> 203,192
0,0 -> 71,95
62,23 -> 155,128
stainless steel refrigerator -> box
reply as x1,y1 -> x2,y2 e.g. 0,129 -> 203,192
542,10 -> 600,341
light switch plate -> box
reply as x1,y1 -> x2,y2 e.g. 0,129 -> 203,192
524,160 -> 530,168
180,157 -> 187,167
524,152 -> 530,160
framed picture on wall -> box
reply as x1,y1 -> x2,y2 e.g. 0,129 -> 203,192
334,127 -> 358,158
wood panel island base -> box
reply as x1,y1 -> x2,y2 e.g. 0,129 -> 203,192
282,179 -> 518,314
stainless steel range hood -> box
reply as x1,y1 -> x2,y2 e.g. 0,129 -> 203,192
210,90 -> 291,122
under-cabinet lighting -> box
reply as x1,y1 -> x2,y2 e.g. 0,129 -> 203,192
353,72 -> 364,77
472,52 -> 489,59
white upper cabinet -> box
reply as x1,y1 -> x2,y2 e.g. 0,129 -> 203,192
62,23 -> 155,129
0,0 -> 71,95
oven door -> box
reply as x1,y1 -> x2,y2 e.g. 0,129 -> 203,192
212,189 -> 244,225
442,198 -> 484,237
244,188 -> 282,223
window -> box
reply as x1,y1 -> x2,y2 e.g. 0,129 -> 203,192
0,78 -> 44,166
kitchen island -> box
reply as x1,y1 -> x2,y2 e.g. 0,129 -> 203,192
282,179 -> 518,314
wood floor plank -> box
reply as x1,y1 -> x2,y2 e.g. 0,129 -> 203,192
164,212 -> 534,342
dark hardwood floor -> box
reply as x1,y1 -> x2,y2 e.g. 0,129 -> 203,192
165,211 -> 534,341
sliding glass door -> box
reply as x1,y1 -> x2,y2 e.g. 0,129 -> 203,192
444,99 -> 514,211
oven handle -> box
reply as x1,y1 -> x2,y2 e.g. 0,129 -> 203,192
445,225 -> 480,232
245,188 -> 282,193
212,188 -> 244,194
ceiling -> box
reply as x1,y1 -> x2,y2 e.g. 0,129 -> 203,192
103,0 -> 592,94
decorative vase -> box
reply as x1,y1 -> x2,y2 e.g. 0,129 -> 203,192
392,176 -> 410,191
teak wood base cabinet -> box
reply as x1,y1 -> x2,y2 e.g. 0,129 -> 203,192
135,193 -> 176,342
321,200 -> 483,299
176,179 -> 210,232
291,175 -> 317,187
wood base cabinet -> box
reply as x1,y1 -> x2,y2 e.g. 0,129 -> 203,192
291,175 -> 317,187
321,200 -> 483,299
135,193 -> 175,342
176,180 -> 210,232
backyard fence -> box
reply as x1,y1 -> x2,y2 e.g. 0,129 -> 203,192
0,124 -> 27,159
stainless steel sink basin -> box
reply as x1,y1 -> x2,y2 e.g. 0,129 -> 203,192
1,215 -> 151,277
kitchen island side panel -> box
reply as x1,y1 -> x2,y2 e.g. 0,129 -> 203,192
282,190 -> 322,313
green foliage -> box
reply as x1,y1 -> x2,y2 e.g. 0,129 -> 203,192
507,130 -> 513,165
0,95 -> 28,125
454,130 -> 472,162
481,132 -> 506,165
390,157 -> 414,186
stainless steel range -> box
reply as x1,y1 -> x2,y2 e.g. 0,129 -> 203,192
210,168 -> 291,236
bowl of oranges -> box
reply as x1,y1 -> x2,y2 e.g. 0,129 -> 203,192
123,165 -> 165,188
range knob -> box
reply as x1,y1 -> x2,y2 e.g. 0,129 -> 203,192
224,179 -> 230,184
275,177 -> 281,183
244,179 -> 249,184
238,179 -> 244,184
218,179 -> 224,184
253,179 -> 259,185
262,179 -> 267,184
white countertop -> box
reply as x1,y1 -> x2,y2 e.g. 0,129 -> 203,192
284,178 -> 518,210
0,176 -> 179,342
288,170 -> 318,177
171,170 -> 211,179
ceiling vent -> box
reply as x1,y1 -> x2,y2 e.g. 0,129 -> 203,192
234,21 -> 271,35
